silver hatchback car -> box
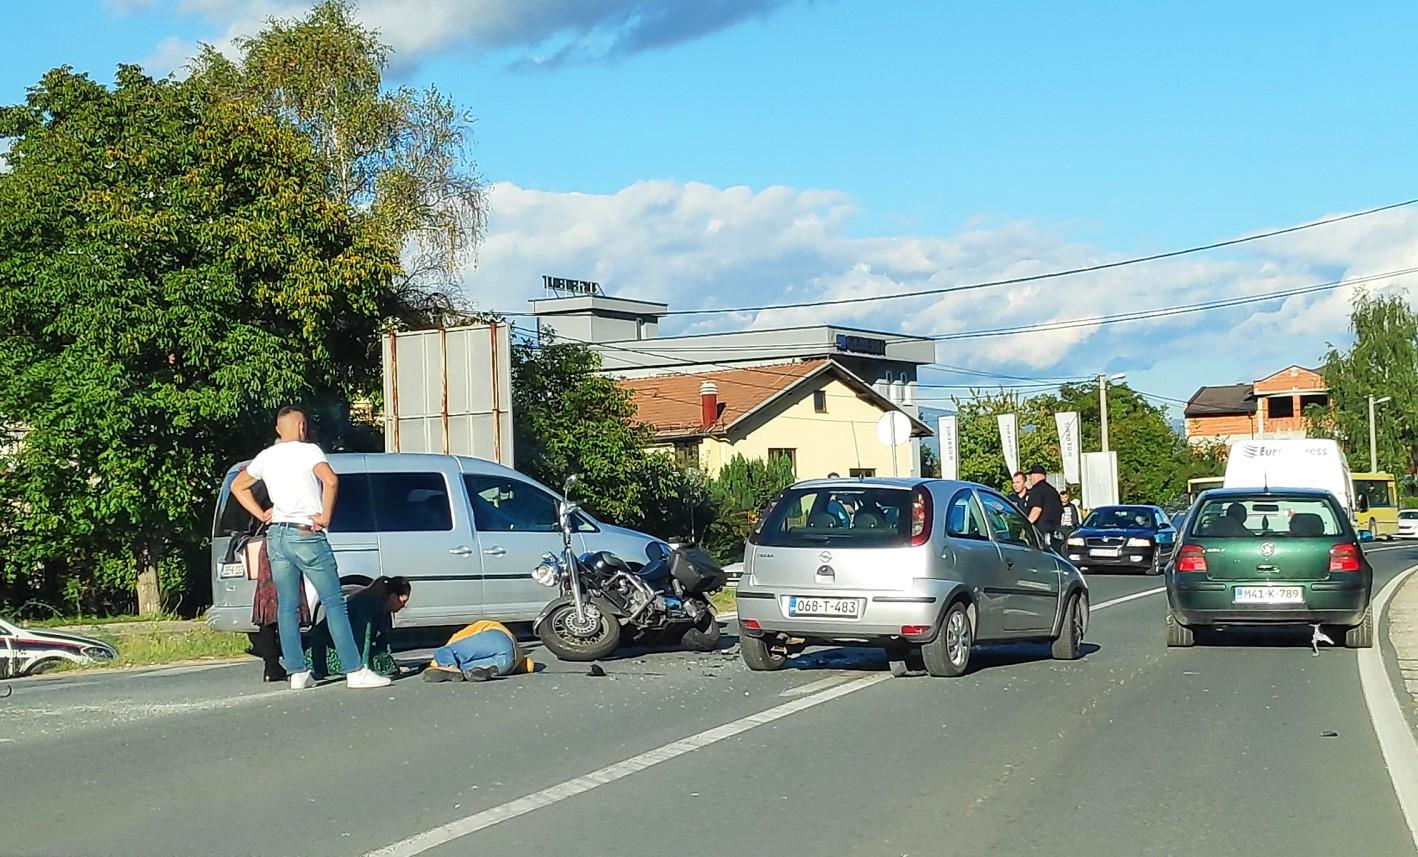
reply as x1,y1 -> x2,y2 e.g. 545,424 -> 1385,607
734,478 -> 1089,677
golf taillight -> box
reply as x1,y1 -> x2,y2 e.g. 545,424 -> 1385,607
1176,544 -> 1208,573
911,487 -> 933,547
1329,543 -> 1361,572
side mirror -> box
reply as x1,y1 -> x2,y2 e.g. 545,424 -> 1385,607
563,474 -> 579,495
1360,529 -> 1376,543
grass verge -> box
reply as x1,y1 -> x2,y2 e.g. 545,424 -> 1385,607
710,588 -> 737,614
70,627 -> 251,672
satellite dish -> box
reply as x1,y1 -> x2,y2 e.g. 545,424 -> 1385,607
876,411 -> 912,447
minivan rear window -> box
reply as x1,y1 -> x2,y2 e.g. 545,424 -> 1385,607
1191,496 -> 1344,539
757,487 -> 912,548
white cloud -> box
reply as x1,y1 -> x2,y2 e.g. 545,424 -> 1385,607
131,0 -> 794,72
462,179 -> 1418,401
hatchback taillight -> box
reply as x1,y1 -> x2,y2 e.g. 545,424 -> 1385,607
1329,543 -> 1361,572
911,487 -> 932,547
1175,544 -> 1207,573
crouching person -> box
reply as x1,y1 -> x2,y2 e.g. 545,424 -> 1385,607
424,620 -> 535,683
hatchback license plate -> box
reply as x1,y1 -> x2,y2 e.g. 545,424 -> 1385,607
218,562 -> 246,579
787,596 -> 862,618
1234,586 -> 1304,605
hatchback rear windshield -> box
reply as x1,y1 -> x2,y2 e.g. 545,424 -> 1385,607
757,487 -> 913,548
1191,496 -> 1344,539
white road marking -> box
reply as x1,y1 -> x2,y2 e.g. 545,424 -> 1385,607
1358,562 -> 1418,854
1091,587 -> 1166,610
779,675 -> 851,697
365,580 -> 1167,857
364,673 -> 893,857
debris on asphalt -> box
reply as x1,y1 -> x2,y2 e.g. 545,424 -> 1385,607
587,664 -> 606,677
1321,730 -> 1339,738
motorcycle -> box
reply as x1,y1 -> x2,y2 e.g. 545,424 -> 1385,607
530,475 -> 728,661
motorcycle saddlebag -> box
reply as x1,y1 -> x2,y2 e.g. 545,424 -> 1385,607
670,546 -> 727,594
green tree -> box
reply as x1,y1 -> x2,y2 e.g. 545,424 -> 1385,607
919,444 -> 940,478
702,454 -> 797,564
0,66 -> 401,614
1311,292 -> 1418,475
193,0 -> 487,325
949,391 -> 1058,489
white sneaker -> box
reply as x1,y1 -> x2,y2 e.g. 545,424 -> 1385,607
289,671 -> 316,690
346,667 -> 392,689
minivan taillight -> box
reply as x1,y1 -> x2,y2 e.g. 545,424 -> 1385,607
1329,543 -> 1361,572
1175,544 -> 1207,573
911,487 -> 932,547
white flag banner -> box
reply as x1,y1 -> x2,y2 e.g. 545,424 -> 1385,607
997,413 -> 1019,476
938,415 -> 959,480
1055,411 -> 1081,485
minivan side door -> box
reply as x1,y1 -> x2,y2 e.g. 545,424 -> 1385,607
976,490 -> 1061,634
366,460 -> 483,627
463,473 -> 585,621
940,487 -> 1008,640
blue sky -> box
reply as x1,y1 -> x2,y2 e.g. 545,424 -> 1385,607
5,1 -> 1418,411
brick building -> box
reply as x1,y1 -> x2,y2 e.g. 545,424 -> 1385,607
1184,365 -> 1329,445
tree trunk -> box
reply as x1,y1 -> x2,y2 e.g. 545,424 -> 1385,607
135,541 -> 163,617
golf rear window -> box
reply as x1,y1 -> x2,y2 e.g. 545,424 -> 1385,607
758,486 -> 913,548
1191,496 -> 1344,539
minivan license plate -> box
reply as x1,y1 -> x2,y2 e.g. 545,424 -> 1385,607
787,597 -> 861,618
219,562 -> 246,579
1234,586 -> 1304,605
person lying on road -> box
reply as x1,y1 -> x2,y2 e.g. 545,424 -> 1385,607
424,620 -> 536,683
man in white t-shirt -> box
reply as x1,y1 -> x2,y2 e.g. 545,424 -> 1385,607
231,407 -> 391,690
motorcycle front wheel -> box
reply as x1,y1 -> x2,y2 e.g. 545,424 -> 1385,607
538,597 -> 623,661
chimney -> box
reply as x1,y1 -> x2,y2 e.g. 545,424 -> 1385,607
700,381 -> 719,430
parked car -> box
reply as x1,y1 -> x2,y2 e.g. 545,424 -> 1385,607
1064,504 -> 1175,575
206,454 -> 668,635
0,618 -> 116,678
734,478 -> 1089,677
1398,509 -> 1418,539
1165,488 -> 1373,648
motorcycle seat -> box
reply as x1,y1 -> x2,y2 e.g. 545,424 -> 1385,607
590,551 -> 634,575
637,557 -> 671,584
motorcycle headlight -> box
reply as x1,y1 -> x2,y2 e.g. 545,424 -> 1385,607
1126,537 -> 1152,548
532,554 -> 563,587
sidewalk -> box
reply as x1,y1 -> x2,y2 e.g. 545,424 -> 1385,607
1387,574 -> 1418,712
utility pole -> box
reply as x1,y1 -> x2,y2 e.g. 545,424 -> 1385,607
1369,395 -> 1392,472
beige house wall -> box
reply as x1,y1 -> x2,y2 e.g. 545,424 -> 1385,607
682,377 -> 916,478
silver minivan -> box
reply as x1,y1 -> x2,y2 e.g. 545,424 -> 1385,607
734,478 -> 1089,677
206,453 -> 666,634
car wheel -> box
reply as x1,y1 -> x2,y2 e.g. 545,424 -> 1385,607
25,657 -> 68,676
1165,612 -> 1195,647
922,602 -> 973,677
1346,607 -> 1374,649
1145,555 -> 1163,576
1051,593 -> 1084,660
740,634 -> 787,671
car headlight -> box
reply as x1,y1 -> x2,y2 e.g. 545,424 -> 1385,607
532,553 -> 563,587
1126,538 -> 1152,548
1067,537 -> 1084,547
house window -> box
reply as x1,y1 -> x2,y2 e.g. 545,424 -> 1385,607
849,468 -> 876,478
1268,397 -> 1295,419
812,390 -> 827,413
1300,394 -> 1328,412
673,441 -> 699,469
768,448 -> 797,476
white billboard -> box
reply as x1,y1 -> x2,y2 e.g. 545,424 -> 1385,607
938,415 -> 958,480
998,413 -> 1019,476
1055,411 -> 1081,485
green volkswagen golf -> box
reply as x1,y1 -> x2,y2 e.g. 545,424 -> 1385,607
1165,488 -> 1373,648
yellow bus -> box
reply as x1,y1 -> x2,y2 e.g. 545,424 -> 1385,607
1351,472 -> 1399,539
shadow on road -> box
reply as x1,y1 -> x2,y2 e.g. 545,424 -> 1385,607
782,640 -> 1104,674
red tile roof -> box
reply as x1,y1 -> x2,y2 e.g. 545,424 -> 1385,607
619,360 -> 830,438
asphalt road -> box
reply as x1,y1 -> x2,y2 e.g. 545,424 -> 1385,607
6,547 -> 1418,857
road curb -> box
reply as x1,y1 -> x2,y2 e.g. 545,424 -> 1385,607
1359,563 -> 1418,853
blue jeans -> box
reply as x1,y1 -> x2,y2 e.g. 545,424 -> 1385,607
266,525 -> 361,676
433,630 -> 516,675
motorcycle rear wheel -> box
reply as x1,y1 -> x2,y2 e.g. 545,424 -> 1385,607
538,598 -> 623,661
679,610 -> 721,652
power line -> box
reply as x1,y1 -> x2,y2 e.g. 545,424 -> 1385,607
501,197 -> 1417,318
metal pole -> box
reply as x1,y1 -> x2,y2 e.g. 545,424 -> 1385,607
1099,374 -> 1110,453
1369,395 -> 1378,472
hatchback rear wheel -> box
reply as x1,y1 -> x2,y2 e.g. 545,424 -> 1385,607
741,634 -> 787,671
923,602 -> 973,677
1345,607 -> 1374,648
1165,612 -> 1195,647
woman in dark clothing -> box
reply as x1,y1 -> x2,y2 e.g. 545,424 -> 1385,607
306,576 -> 411,679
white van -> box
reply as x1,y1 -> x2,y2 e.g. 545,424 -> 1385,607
1222,439 -> 1354,517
